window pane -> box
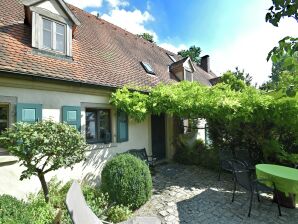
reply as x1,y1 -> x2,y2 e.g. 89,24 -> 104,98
43,19 -> 52,49
67,110 -> 77,122
0,106 -> 8,133
86,111 -> 97,141
43,19 -> 52,30
56,23 -> 65,52
22,109 -> 36,122
98,110 -> 111,143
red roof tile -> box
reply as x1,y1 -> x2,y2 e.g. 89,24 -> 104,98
0,0 -> 215,88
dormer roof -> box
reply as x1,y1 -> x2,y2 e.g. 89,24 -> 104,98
22,0 -> 80,26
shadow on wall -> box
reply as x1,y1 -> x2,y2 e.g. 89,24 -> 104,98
81,144 -> 129,186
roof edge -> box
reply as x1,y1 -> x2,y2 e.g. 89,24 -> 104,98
22,0 -> 80,26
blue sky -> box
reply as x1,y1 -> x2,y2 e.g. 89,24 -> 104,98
65,0 -> 298,85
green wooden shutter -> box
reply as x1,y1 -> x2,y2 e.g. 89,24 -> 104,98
117,110 -> 128,142
16,103 -> 42,123
62,106 -> 81,131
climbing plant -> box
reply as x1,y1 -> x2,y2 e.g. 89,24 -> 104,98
110,73 -> 298,166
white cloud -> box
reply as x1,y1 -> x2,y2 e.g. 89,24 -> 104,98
101,8 -> 157,40
158,43 -> 187,54
209,18 -> 298,85
90,11 -> 100,16
65,0 -> 103,9
106,0 -> 129,8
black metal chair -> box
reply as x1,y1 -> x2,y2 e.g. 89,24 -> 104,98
229,160 -> 282,217
127,148 -> 156,168
235,149 -> 255,171
218,150 -> 234,181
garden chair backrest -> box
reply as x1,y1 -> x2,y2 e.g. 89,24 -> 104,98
236,149 -> 253,166
230,160 -> 252,191
128,148 -> 148,163
219,150 -> 234,170
66,181 -> 102,224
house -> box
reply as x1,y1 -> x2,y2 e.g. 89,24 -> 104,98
0,0 -> 217,198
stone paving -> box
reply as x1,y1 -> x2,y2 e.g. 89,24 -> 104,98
134,163 -> 298,224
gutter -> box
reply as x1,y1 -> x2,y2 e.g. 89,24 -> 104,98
0,69 -> 118,91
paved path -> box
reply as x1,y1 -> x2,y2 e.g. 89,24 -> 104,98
134,163 -> 298,224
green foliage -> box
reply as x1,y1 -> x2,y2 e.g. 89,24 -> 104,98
81,184 -> 109,218
137,33 -> 155,43
101,154 -> 152,210
174,135 -> 204,165
174,135 -> 219,170
178,45 -> 201,63
265,0 -> 298,27
0,120 -> 87,202
230,67 -> 253,86
110,75 -> 298,167
0,195 -> 31,224
107,205 -> 132,223
0,179 -> 132,224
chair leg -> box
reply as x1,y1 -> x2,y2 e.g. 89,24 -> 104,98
248,191 -> 253,217
232,178 -> 236,202
257,191 -> 260,202
218,167 -> 222,181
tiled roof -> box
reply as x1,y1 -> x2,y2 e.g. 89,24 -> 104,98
0,0 -> 215,88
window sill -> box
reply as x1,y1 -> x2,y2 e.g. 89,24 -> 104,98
0,155 -> 18,167
32,48 -> 73,61
86,142 -> 118,150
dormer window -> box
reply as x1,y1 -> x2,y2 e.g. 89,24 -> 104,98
42,18 -> 66,53
185,69 -> 193,82
23,0 -> 81,57
141,61 -> 155,75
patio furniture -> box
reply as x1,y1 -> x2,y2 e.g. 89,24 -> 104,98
235,149 -> 255,171
218,150 -> 234,180
230,160 -> 282,217
66,181 -> 161,224
127,148 -> 156,168
256,164 -> 298,208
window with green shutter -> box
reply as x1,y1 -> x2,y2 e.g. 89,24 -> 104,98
16,103 -> 42,123
62,106 -> 81,131
117,110 -> 128,142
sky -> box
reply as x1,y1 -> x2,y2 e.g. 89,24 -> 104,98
65,0 -> 298,85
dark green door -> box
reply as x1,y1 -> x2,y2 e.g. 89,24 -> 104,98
151,114 -> 166,160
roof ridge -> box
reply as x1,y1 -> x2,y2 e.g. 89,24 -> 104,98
66,3 -> 178,56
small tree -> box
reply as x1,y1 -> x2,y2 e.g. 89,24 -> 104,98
0,120 -> 86,203
137,33 -> 155,43
178,45 -> 201,63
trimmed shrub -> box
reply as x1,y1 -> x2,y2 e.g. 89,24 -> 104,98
101,153 -> 152,210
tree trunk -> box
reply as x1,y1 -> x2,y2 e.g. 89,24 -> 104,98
38,172 -> 49,203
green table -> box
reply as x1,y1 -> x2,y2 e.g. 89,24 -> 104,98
256,164 -> 298,206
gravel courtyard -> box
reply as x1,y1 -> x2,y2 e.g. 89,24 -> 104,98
134,163 -> 298,224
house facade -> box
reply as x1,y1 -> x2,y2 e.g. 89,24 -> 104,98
0,0 -> 216,198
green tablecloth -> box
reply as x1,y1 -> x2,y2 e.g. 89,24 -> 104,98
256,164 -> 298,203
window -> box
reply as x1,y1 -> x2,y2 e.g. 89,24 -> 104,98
86,109 -> 111,144
185,70 -> 193,82
0,105 -> 9,134
16,103 -> 42,123
42,18 -> 66,53
141,62 -> 155,75
117,110 -> 128,142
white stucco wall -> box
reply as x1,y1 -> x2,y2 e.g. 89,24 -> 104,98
0,82 -> 151,199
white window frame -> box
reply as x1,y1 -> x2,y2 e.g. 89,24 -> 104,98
184,69 -> 193,82
41,17 -> 66,54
